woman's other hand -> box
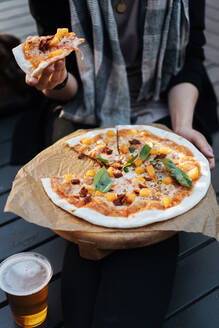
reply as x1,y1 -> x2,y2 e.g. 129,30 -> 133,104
26,59 -> 67,91
174,126 -> 215,169
25,58 -> 78,101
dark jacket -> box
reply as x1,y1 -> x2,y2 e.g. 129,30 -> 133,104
28,0 -> 218,136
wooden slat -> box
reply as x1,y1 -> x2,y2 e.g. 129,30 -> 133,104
0,278 -> 62,328
0,14 -> 34,30
205,32 -> 219,52
165,289 -> 219,328
0,115 -> 19,143
167,241 -> 219,316
0,6 -> 30,21
0,237 -> 66,304
206,4 -> 219,22
206,65 -> 219,84
205,17 -> 219,39
0,165 -> 21,195
0,141 -> 11,167
205,45 -> 219,64
0,193 -> 18,226
0,219 -> 54,261
178,232 -> 211,257
206,0 -> 219,11
6,25 -> 37,41
0,0 -> 27,11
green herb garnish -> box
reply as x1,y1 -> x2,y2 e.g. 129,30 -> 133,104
160,158 -> 192,188
93,167 -> 112,192
124,167 -> 129,173
96,155 -> 109,164
123,154 -> 138,169
129,147 -> 136,153
140,144 -> 152,162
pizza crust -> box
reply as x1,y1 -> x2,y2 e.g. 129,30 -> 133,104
65,128 -> 117,147
42,125 -> 210,228
12,37 -> 83,77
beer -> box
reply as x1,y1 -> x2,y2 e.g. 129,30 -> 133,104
0,252 -> 53,327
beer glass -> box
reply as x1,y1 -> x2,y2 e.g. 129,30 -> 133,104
0,252 -> 53,327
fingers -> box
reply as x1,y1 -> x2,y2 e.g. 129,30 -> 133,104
190,131 -> 215,169
25,59 -> 67,91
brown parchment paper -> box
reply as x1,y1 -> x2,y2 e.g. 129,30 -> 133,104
4,124 -> 219,260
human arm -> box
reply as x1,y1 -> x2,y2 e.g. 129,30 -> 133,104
26,0 -> 81,100
168,83 -> 215,169
167,0 -> 215,169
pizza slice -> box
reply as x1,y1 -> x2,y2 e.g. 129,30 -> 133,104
66,128 -> 121,168
12,28 -> 84,77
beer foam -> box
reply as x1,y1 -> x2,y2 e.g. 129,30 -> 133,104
0,253 -> 53,296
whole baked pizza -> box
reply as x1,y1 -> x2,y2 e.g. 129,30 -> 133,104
42,125 -> 210,228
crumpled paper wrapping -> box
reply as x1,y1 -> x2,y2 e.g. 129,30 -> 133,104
4,124 -> 219,260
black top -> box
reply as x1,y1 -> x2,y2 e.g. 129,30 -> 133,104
28,0 -> 218,135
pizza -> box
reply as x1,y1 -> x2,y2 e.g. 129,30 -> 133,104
12,28 -> 84,77
41,125 -> 210,228
66,128 -> 121,167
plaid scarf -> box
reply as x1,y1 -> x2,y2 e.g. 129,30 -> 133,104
61,0 -> 189,127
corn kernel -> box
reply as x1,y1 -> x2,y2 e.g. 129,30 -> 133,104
135,167 -> 145,175
64,174 -> 73,183
57,28 -> 69,37
81,138 -> 92,145
126,193 -> 136,203
127,129 -> 138,135
95,190 -> 104,197
162,177 -> 173,185
188,167 -> 199,180
140,188 -> 150,197
162,197 -> 172,208
107,167 -> 114,177
146,165 -> 156,179
120,144 -> 129,154
150,148 -> 158,156
159,147 -> 171,155
105,192 -> 116,202
134,159 -> 143,167
136,176 -> 145,183
85,170 -> 96,177
49,36 -> 60,46
48,49 -> 63,58
86,187 -> 94,194
106,130 -> 116,137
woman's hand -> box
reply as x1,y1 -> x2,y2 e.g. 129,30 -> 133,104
25,58 -> 78,101
26,59 -> 67,91
168,83 -> 215,170
174,126 -> 215,169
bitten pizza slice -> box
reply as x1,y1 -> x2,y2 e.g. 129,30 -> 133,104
12,28 -> 84,77
66,128 -> 121,167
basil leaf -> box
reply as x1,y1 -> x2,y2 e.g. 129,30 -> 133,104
129,147 -> 136,153
140,144 -> 152,162
160,158 -> 192,188
123,154 -> 138,168
96,155 -> 109,164
93,167 -> 112,193
124,167 -> 129,173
